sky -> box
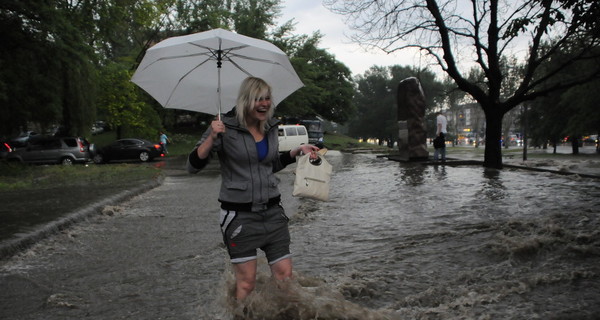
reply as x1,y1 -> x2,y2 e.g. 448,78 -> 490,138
277,0 -> 421,77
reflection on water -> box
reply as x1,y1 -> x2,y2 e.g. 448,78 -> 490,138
232,152 -> 600,320
481,168 -> 507,200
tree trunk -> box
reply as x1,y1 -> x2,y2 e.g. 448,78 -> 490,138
483,108 -> 504,169
571,137 -> 579,154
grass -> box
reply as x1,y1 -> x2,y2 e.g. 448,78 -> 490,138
323,132 -> 390,151
0,162 -> 161,191
164,131 -> 202,156
87,129 -> 202,157
0,127 -> 203,192
6,131 -> 594,192
0,131 -> 375,191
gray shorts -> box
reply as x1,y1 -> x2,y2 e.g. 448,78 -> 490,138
219,205 -> 291,265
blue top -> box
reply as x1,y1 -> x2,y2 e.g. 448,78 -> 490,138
256,137 -> 268,161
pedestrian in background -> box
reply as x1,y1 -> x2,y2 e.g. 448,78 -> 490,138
434,111 -> 447,162
159,131 -> 171,154
186,77 -> 319,301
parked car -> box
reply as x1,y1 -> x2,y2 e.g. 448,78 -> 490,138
93,138 -> 164,164
10,131 -> 39,147
91,124 -> 104,135
6,135 -> 94,165
1,141 -> 13,159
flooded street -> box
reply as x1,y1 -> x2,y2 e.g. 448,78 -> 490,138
1,152 -> 599,319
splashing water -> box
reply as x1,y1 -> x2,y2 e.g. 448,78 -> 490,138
1,152 -> 598,319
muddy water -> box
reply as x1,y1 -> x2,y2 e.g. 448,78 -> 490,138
286,152 -> 600,319
1,152 -> 599,319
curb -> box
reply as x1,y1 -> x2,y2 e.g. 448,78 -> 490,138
0,175 -> 165,260
502,163 -> 600,179
385,155 -> 600,179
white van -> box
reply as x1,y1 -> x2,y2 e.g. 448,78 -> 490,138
278,125 -> 308,152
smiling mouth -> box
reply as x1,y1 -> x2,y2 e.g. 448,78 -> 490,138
256,107 -> 269,114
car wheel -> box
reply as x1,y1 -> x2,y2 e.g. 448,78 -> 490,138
93,154 -> 104,164
139,151 -> 150,162
61,157 -> 74,165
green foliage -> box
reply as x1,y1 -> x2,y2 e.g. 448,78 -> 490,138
97,63 -> 161,140
234,0 -> 281,39
168,0 -> 231,33
161,132 -> 202,156
271,29 -> 355,123
0,0 -> 97,137
560,79 -> 600,136
538,0 -> 600,37
0,0 -> 352,142
349,65 -> 446,140
528,43 -> 600,149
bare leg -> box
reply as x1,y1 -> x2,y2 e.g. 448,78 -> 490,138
233,260 -> 257,300
270,257 -> 292,280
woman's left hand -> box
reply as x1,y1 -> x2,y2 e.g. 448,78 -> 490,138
292,144 -> 320,159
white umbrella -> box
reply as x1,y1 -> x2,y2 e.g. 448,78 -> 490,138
131,28 -> 304,117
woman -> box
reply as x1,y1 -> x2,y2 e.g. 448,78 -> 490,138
187,77 -> 319,300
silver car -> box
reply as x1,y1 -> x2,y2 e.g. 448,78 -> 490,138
7,136 -> 94,165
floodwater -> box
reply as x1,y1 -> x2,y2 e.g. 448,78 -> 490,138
1,152 -> 599,319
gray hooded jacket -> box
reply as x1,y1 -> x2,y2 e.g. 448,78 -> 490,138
187,110 -> 295,212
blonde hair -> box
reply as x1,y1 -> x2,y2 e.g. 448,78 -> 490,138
235,77 -> 274,133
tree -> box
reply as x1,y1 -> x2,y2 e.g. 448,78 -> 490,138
350,65 -> 446,141
0,0 -> 97,137
528,49 -> 600,153
165,0 -> 231,35
98,63 -> 161,139
0,0 -> 61,136
78,0 -> 170,63
560,79 -> 600,153
350,66 -> 394,141
325,0 -> 600,168
234,0 -> 281,39
271,25 -> 355,123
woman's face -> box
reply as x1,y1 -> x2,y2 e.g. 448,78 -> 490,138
248,90 -> 271,123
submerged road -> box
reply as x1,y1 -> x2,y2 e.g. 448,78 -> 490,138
2,150 -> 599,319
0,158 -> 301,319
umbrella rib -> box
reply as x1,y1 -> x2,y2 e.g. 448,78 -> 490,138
142,52 -> 213,71
190,43 -> 250,54
228,59 -> 253,77
133,30 -> 304,113
228,52 -> 291,71
164,58 -> 212,108
189,42 -> 287,69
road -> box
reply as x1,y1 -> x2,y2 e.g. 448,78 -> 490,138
0,157 -> 301,319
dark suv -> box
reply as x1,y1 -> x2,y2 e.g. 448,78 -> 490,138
7,136 -> 94,165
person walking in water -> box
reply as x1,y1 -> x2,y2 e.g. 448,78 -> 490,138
159,131 -> 171,154
186,77 -> 319,300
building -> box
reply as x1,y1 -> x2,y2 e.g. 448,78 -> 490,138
445,103 -> 524,146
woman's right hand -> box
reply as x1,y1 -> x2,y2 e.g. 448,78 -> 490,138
197,120 -> 225,159
210,120 -> 225,140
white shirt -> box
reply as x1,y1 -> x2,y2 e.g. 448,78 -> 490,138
436,114 -> 447,135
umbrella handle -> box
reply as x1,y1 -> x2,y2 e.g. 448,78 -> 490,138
217,47 -> 222,121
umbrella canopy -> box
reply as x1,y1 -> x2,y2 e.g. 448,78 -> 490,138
131,28 -> 304,115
